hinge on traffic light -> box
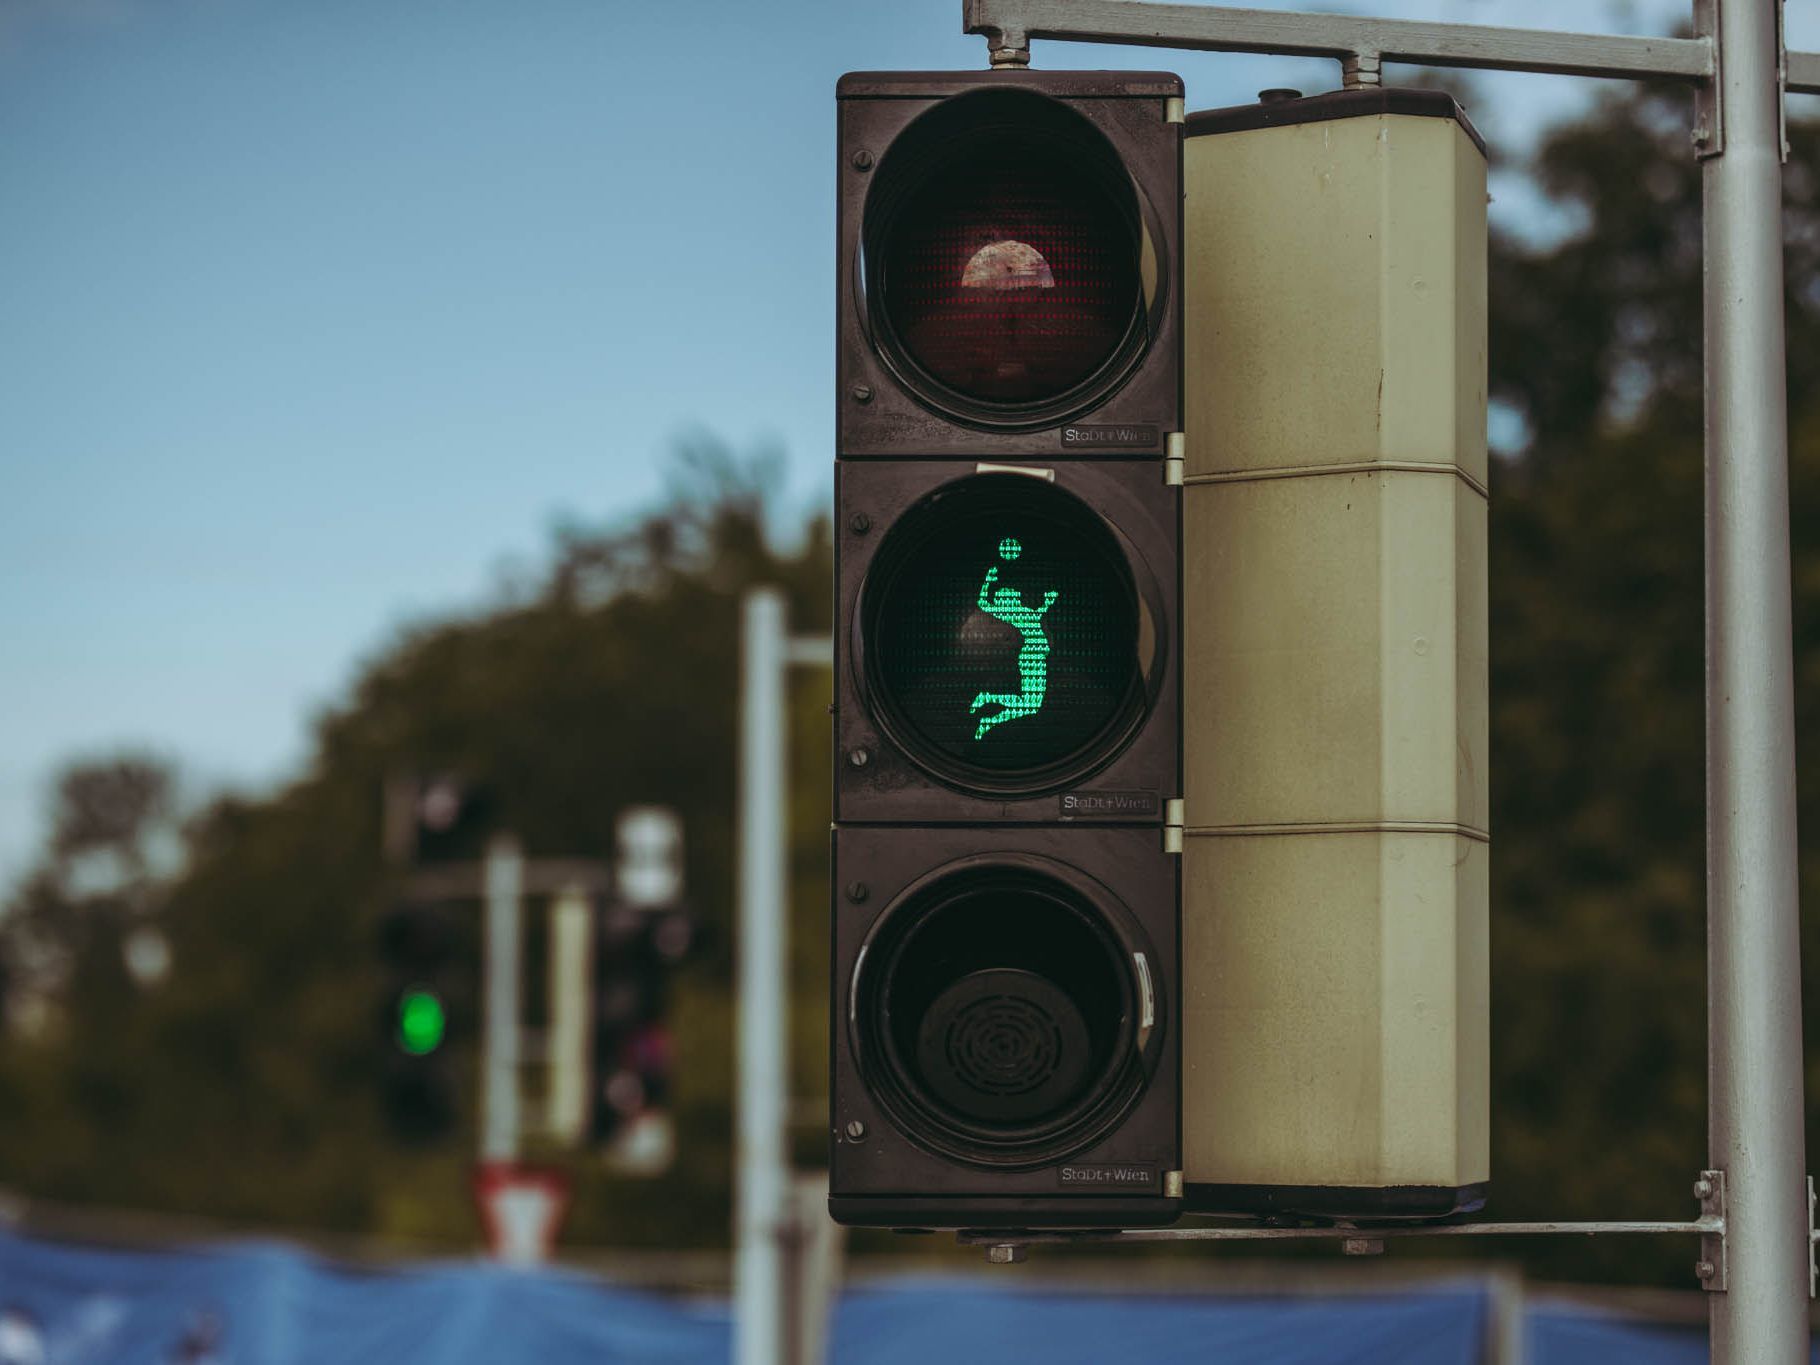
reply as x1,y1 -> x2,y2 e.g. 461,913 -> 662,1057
1165,97 -> 1184,125
1164,798 -> 1185,853
1164,433 -> 1184,486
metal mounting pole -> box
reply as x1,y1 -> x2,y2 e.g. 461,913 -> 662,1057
1700,0 -> 1809,1357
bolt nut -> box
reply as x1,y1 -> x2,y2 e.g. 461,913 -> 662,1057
1694,1178 -> 1714,1201
986,1244 -> 1026,1265
844,1119 -> 866,1141
845,881 -> 869,904
847,747 -> 871,768
851,383 -> 873,404
848,512 -> 871,534
852,149 -> 874,171
1696,1260 -> 1717,1281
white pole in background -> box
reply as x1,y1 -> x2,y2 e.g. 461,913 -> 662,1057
482,835 -> 525,1165
737,589 -> 789,1365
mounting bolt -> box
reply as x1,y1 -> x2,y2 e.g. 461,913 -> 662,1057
844,1119 -> 867,1141
1341,1237 -> 1386,1257
1696,1260 -> 1717,1281
849,512 -> 871,534
852,149 -> 874,171
845,881 -> 869,904
851,383 -> 873,404
1694,1177 -> 1714,1201
848,747 -> 871,769
986,1244 -> 1026,1265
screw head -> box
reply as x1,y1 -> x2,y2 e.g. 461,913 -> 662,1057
852,149 -> 874,171
844,1119 -> 867,1141
1696,1260 -> 1717,1281
851,383 -> 873,404
847,747 -> 871,769
848,512 -> 871,534
1694,1178 -> 1714,1201
845,881 -> 869,904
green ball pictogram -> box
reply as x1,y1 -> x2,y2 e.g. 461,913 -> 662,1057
998,537 -> 1022,560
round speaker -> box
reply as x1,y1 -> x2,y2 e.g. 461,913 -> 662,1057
916,967 -> 1092,1124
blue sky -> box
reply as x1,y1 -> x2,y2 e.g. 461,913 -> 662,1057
2,0 -> 1816,883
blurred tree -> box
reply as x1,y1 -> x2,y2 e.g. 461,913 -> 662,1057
1478,89 -> 1820,1282
0,438 -> 831,1245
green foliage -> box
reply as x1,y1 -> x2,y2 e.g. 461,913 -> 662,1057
0,439 -> 831,1246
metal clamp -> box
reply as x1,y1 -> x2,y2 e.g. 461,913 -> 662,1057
1695,1169 -> 1727,1292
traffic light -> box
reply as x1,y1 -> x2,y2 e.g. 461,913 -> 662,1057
830,70 -> 1183,1230
382,774 -> 497,867
588,902 -> 697,1149
377,902 -> 471,1143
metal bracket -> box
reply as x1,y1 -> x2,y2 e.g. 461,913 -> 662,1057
1809,1175 -> 1816,1299
1341,51 -> 1382,89
1163,797 -> 1185,854
1693,0 -> 1724,159
964,0 -> 1029,66
1696,1169 -> 1727,1292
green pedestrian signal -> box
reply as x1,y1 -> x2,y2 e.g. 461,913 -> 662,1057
861,473 -> 1144,790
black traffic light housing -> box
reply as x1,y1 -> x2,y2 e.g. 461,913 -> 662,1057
831,825 -> 1178,1228
831,69 -> 1184,1230
838,70 -> 1182,459
589,903 -> 698,1145
837,460 -> 1178,824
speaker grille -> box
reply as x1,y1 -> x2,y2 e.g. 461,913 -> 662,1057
915,967 -> 1096,1131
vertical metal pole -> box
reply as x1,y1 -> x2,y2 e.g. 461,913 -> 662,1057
738,588 -> 789,1365
482,835 -> 525,1164
1701,0 -> 1808,1356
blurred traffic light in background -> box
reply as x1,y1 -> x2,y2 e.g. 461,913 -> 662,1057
588,902 -> 697,1151
829,71 -> 1184,1229
377,902 -> 471,1143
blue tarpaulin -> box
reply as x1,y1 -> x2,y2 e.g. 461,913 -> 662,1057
0,1226 -> 1807,1363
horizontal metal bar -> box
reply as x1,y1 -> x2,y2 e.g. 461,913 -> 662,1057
958,1219 -> 1720,1245
1792,51 -> 1820,97
405,858 -> 612,903
785,635 -> 834,669
965,0 -> 1713,82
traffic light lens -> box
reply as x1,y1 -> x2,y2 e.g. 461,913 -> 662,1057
862,474 -> 1147,793
867,91 -> 1149,419
397,988 -> 447,1055
855,866 -> 1146,1166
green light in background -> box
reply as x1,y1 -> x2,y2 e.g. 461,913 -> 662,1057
397,987 -> 446,1055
